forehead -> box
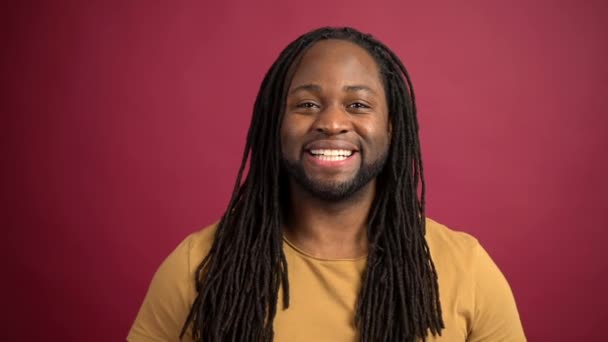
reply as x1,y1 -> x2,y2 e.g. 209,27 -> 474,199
288,39 -> 384,90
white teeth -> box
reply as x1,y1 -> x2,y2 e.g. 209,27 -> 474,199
309,149 -> 353,157
315,155 -> 348,161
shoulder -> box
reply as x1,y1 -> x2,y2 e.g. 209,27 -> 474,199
425,217 -> 481,264
185,222 -> 219,269
127,222 -> 219,342
424,217 -> 526,341
424,217 -> 490,294
424,217 -> 498,286
158,222 -> 219,279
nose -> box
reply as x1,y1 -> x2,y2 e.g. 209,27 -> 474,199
311,104 -> 351,135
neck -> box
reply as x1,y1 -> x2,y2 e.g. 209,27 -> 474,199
283,179 -> 376,259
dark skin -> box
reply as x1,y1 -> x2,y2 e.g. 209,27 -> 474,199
280,39 -> 390,259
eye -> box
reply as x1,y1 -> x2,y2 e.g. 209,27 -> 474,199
348,102 -> 370,109
296,102 -> 319,109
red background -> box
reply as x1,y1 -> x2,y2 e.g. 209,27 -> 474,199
4,1 -> 607,340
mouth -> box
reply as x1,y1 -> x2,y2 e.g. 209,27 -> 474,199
304,139 -> 359,161
308,149 -> 356,161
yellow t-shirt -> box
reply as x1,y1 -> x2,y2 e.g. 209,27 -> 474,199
128,218 -> 526,341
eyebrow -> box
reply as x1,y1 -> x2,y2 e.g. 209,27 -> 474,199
289,84 -> 321,95
288,84 -> 378,96
344,85 -> 377,95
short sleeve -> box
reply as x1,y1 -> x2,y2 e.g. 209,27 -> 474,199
127,235 -> 197,342
467,243 -> 526,342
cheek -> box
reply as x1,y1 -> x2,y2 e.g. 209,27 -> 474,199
378,114 -> 392,147
280,115 -> 304,156
279,127 -> 290,155
382,118 -> 392,146
359,117 -> 391,146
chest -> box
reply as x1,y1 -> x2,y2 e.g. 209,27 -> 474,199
272,254 -> 470,341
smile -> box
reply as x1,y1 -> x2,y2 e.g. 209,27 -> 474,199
308,149 -> 355,161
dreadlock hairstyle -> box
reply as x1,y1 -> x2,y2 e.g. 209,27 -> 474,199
181,27 -> 444,341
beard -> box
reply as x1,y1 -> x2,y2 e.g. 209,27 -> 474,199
281,151 -> 388,202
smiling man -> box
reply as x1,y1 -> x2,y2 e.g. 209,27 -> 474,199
128,27 -> 526,342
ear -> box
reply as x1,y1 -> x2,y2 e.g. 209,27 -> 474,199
388,121 -> 393,140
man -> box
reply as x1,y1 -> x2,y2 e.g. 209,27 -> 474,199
128,27 -> 526,341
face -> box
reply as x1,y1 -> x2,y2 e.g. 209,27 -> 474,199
280,39 -> 391,201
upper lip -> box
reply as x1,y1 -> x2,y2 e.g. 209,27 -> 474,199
304,139 -> 359,152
